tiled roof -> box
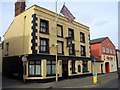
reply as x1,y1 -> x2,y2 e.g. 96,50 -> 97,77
90,37 -> 108,44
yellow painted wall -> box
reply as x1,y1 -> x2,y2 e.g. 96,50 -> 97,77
34,5 -> 90,57
3,6 -> 35,57
3,5 -> 90,58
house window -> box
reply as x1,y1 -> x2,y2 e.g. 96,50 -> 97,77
6,43 -> 9,55
106,48 -> 109,53
69,44 -> 75,55
57,24 -> 63,37
78,65 -> 81,72
72,60 -> 76,74
29,61 -> 41,76
102,47 -> 105,52
57,41 -> 64,54
110,49 -> 112,54
80,32 -> 85,43
46,60 -> 56,76
40,38 -> 49,53
68,28 -> 74,40
82,61 -> 88,73
81,45 -> 86,56
40,19 -> 49,34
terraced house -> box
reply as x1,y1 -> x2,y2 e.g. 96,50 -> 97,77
2,1 -> 92,81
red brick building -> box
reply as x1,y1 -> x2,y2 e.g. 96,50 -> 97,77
90,37 -> 117,73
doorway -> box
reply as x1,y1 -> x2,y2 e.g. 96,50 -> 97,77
105,62 -> 110,73
101,64 -> 103,73
62,60 -> 68,78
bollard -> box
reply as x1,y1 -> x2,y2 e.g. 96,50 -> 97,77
93,73 -> 97,84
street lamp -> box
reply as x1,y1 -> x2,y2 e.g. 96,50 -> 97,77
55,0 -> 59,82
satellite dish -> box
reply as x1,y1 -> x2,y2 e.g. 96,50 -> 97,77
22,55 -> 27,62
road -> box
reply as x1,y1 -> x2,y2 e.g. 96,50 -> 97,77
2,72 -> 119,89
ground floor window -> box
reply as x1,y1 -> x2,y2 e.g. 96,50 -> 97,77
47,60 -> 56,76
82,61 -> 88,73
28,61 -> 41,76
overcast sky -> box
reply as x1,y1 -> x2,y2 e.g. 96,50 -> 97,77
0,0 -> 119,48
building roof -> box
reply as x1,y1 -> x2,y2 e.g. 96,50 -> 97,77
90,37 -> 108,44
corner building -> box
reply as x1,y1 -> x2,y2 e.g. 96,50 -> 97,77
2,3 -> 92,81
90,37 -> 117,74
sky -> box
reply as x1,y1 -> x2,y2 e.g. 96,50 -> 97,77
0,0 -> 119,49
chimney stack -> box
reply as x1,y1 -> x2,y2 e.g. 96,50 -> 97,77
15,0 -> 26,17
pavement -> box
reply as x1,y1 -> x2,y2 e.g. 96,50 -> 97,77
2,72 -> 119,89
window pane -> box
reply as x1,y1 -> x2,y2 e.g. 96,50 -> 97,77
35,65 -> 40,75
106,48 -> 109,53
47,65 -> 51,74
52,61 -> 56,64
30,61 -> 34,64
110,49 -> 112,54
102,47 -> 105,52
52,65 -> 56,74
29,65 -> 34,75
41,40 -> 46,45
36,61 -> 40,64
41,22 -> 46,27
47,61 -> 51,64
41,46 -> 46,52
41,28 -> 46,32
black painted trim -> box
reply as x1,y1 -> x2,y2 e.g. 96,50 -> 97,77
31,14 -> 38,55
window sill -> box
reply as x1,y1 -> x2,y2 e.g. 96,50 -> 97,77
80,41 -> 85,43
46,74 -> 56,76
39,52 -> 49,54
28,75 -> 42,77
57,36 -> 64,38
40,32 -> 49,35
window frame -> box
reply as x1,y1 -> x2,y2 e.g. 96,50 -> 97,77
81,45 -> 86,56
68,28 -> 74,40
110,49 -> 112,54
57,24 -> 63,37
40,19 -> 49,34
57,41 -> 64,55
69,44 -> 75,55
102,47 -> 105,53
39,38 -> 49,53
28,60 -> 41,77
82,61 -> 89,73
46,60 -> 56,76
80,32 -> 85,43
106,48 -> 109,53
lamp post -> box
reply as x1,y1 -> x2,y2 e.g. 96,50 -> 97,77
55,0 -> 59,82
